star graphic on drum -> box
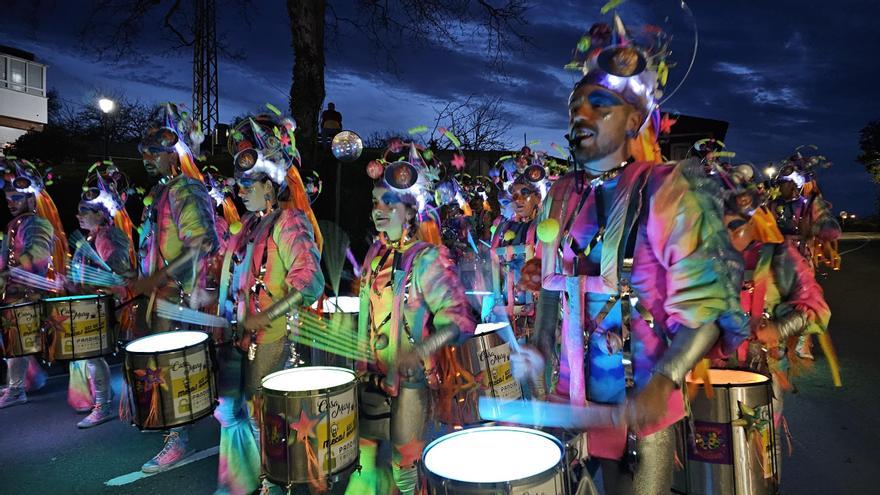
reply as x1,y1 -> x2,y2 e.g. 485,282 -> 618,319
133,366 -> 166,390
395,438 -> 425,468
290,409 -> 322,444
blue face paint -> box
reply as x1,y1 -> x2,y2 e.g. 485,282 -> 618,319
380,191 -> 403,205
587,89 -> 624,107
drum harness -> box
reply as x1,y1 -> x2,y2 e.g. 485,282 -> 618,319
556,166 -> 663,476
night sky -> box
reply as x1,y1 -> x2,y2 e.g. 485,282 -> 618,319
3,0 -> 879,215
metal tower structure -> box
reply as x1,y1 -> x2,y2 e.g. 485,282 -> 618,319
193,0 -> 219,142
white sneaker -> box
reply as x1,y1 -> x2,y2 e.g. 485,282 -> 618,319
0,388 -> 27,409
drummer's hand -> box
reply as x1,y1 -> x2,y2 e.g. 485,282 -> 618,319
754,321 -> 780,347
511,345 -> 545,383
397,350 -> 423,378
189,287 -> 217,309
625,374 -> 675,431
242,311 -> 271,334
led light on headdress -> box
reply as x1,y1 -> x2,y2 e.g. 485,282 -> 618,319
0,158 -> 45,195
494,150 -> 553,203
228,113 -> 299,185
80,174 -> 124,218
770,145 -> 831,190
141,103 -> 205,181
380,142 -> 439,216
566,2 -> 697,125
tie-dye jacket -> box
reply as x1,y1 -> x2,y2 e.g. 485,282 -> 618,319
219,209 -> 324,344
357,240 -> 475,397
91,224 -> 135,277
1,212 -> 54,298
737,241 -> 831,377
536,159 -> 748,459
138,175 -> 218,294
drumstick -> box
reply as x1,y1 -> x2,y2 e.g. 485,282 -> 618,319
478,397 -> 626,430
8,267 -> 63,292
69,231 -> 113,272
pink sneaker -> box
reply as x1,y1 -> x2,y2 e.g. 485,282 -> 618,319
77,404 -> 116,428
141,431 -> 193,473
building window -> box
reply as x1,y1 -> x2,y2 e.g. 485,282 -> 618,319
0,54 -> 46,97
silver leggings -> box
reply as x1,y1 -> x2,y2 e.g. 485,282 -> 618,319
5,356 -> 28,391
599,425 -> 675,495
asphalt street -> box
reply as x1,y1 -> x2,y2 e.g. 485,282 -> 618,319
0,238 -> 877,494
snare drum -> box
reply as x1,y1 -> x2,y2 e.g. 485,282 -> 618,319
0,300 -> 42,357
260,366 -> 359,489
122,331 -> 218,430
451,322 -> 523,425
43,294 -> 114,360
683,369 -> 777,495
423,426 -> 568,494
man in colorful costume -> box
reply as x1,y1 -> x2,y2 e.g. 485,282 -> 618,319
132,103 -> 219,472
66,164 -> 137,427
213,111 -> 324,495
513,16 -> 748,494
483,151 -> 552,343
0,159 -> 66,408
346,141 -> 475,495
714,162 -> 836,478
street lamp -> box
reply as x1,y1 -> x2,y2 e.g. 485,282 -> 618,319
98,98 -> 115,114
764,166 -> 776,178
98,98 -> 115,158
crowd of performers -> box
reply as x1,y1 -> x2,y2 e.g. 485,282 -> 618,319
0,11 -> 845,495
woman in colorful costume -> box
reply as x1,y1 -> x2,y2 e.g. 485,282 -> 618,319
482,151 -> 552,343
713,162 -> 836,476
0,159 -> 65,409
213,112 -> 324,495
513,15 -> 748,494
66,165 -> 136,427
132,103 -> 220,473
346,142 -> 475,495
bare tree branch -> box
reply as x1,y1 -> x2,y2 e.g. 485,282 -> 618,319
432,95 -> 512,152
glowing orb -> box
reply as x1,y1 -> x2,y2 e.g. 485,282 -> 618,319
331,130 -> 364,162
536,219 -> 560,243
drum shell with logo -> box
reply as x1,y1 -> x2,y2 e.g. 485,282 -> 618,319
682,369 -> 777,495
43,294 -> 115,360
0,300 -> 42,357
259,366 -> 359,488
453,323 -> 523,425
422,426 -> 568,495
123,331 -> 218,430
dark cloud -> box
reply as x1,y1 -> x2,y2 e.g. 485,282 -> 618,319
2,0 -> 878,214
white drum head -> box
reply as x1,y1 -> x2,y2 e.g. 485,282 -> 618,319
311,296 -> 360,314
125,331 -> 208,353
424,426 -> 562,483
688,369 -> 768,385
474,322 -> 510,335
262,366 -> 355,392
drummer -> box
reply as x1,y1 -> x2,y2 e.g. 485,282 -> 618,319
512,16 -> 749,494
713,162 -> 833,475
214,111 -> 324,495
483,150 -> 552,344
65,168 -> 136,427
346,141 -> 475,495
0,159 -> 67,409
130,103 -> 220,473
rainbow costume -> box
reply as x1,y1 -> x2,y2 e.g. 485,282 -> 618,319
214,112 -> 324,495
0,159 -> 65,408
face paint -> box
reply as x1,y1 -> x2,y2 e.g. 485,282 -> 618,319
568,84 -> 633,168
372,187 -> 410,241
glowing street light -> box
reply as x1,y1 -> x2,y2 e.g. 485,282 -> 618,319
764,166 -> 776,178
98,97 -> 115,114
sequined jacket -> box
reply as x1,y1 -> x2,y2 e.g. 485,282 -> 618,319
1,212 -> 54,298
536,159 -> 748,459
219,209 -> 324,344
357,240 -> 475,396
138,175 -> 219,293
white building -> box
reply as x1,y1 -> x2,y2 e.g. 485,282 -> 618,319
0,46 -> 48,153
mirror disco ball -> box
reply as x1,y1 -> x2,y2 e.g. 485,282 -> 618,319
331,130 -> 364,162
